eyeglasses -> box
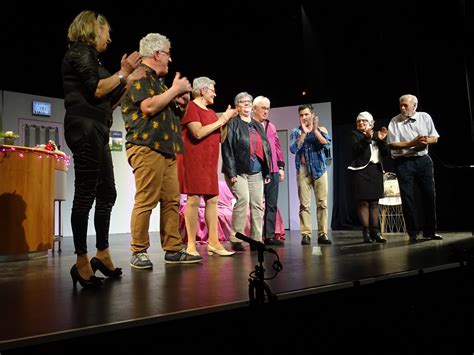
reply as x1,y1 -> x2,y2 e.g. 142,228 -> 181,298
238,99 -> 252,105
156,50 -> 171,59
206,87 -> 216,94
259,106 -> 270,111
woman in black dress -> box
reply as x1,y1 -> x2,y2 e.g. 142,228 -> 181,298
348,112 -> 388,243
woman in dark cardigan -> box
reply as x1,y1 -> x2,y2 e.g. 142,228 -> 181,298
348,111 -> 389,243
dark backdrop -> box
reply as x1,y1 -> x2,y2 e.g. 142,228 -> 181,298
1,0 -> 472,231
331,121 -> 473,232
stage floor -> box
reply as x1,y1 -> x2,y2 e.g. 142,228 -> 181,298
0,230 -> 472,352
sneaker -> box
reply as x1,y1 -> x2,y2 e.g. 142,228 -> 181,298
130,252 -> 153,269
164,249 -> 202,264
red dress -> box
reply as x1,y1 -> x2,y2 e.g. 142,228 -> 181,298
179,101 -> 220,195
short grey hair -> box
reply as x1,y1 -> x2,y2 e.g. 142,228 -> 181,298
192,77 -> 216,98
234,92 -> 253,106
139,33 -> 171,58
253,95 -> 270,108
400,94 -> 418,107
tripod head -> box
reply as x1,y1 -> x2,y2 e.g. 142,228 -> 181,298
235,232 -> 274,262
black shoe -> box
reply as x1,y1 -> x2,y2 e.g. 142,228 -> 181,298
90,257 -> 123,278
370,230 -> 386,243
422,233 -> 443,240
231,242 -> 245,252
264,238 -> 284,246
70,265 -> 103,289
301,235 -> 311,245
317,235 -> 332,245
362,227 -> 372,243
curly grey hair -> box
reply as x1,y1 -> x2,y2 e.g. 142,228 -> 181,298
139,33 -> 171,57
192,77 -> 216,98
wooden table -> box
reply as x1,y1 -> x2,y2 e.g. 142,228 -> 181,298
0,145 -> 69,261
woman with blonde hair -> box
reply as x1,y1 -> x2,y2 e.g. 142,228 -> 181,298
62,10 -> 144,288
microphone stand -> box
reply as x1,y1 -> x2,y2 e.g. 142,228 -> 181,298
235,233 -> 277,306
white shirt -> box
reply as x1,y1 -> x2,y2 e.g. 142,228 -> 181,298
387,111 -> 440,159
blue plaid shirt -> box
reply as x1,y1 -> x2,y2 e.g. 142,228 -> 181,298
289,127 -> 331,180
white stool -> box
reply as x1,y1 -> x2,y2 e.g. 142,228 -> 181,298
379,197 -> 406,234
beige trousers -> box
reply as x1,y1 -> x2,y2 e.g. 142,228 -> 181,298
297,168 -> 328,237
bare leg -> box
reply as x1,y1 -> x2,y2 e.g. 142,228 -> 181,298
95,247 -> 115,270
76,254 -> 94,279
205,195 -> 225,249
184,195 -> 200,255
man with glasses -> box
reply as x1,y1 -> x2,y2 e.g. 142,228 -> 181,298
121,33 -> 202,268
290,104 -> 332,245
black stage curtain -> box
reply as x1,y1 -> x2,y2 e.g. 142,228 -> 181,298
330,120 -> 473,232
331,120 -> 394,231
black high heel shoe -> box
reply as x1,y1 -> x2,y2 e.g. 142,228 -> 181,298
362,227 -> 373,243
370,228 -> 387,243
90,257 -> 122,278
70,265 -> 103,289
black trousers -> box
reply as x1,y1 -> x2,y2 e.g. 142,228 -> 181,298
65,116 -> 117,255
263,172 -> 280,239
393,155 -> 437,237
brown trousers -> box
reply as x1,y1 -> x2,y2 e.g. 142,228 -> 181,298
127,145 -> 182,253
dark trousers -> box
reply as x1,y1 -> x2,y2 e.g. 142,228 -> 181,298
263,172 -> 280,239
393,155 -> 437,237
65,116 -> 117,255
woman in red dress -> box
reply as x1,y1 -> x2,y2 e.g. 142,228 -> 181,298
179,77 -> 237,256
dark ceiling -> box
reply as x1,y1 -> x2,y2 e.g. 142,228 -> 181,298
1,0 -> 473,128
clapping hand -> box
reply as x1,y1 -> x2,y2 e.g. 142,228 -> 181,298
172,72 -> 192,95
175,91 -> 191,108
220,105 -> 238,124
363,128 -> 373,138
412,134 -> 429,151
120,51 -> 142,77
378,126 -> 388,140
301,116 -> 313,133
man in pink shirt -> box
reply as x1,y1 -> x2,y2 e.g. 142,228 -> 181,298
252,96 -> 285,245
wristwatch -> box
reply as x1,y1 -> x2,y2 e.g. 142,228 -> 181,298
117,73 -> 126,84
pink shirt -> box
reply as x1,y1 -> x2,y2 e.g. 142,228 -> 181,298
261,119 -> 284,173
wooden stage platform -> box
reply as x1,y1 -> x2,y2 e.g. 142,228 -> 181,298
1,230 -> 473,354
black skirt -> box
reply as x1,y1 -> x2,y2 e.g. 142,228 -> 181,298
351,163 -> 384,201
